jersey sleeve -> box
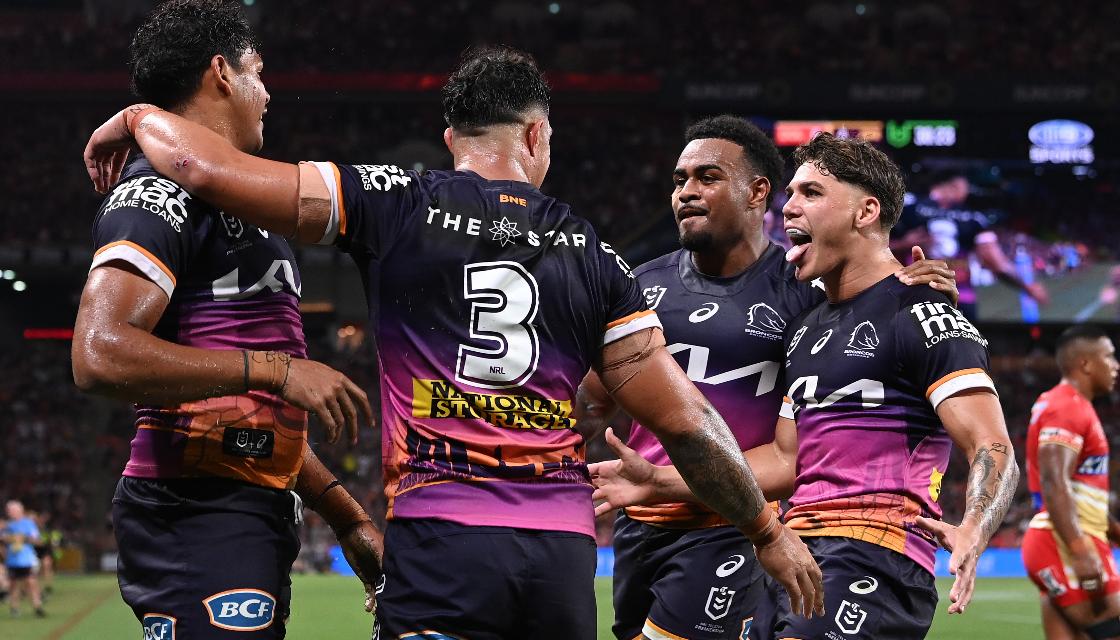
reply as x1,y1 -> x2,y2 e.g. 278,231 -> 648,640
303,161 -> 418,256
597,241 -> 661,345
88,174 -> 197,299
1034,396 -> 1089,453
897,293 -> 996,409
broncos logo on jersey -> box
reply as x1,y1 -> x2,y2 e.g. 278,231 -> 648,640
848,321 -> 880,351
746,303 -> 787,334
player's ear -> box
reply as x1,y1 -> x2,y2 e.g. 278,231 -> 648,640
443,128 -> 454,154
210,54 -> 235,98
748,176 -> 771,209
854,196 -> 882,231
526,119 -> 546,158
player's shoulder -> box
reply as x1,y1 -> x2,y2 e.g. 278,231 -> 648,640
1038,383 -> 1089,414
97,154 -> 208,224
887,276 -> 956,315
633,249 -> 681,280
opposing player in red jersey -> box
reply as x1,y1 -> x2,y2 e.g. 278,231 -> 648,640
1024,325 -> 1120,639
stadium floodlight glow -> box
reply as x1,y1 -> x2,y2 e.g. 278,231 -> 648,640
548,2 -> 560,14
13,280 -> 26,292
2,270 -> 14,280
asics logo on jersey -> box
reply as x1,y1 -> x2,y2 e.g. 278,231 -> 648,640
745,303 -> 786,334
689,302 -> 719,323
489,217 -> 522,247
643,285 -> 667,310
810,329 -> 833,354
786,376 -> 885,409
715,554 -> 746,577
667,343 -> 779,395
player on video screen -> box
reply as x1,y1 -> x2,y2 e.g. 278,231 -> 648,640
892,171 -> 1049,319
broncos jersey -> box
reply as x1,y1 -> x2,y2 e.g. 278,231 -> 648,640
1027,383 -> 1110,541
780,275 -> 994,574
305,162 -> 657,538
89,154 -> 308,490
624,245 -> 821,528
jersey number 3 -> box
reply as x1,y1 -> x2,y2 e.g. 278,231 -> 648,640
455,261 -> 540,389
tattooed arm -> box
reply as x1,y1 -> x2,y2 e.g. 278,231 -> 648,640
916,388 -> 1019,614
598,329 -> 824,618
73,263 -> 372,443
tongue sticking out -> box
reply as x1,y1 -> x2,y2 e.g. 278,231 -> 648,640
786,243 -> 809,263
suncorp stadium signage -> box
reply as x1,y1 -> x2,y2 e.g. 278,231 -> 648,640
1028,119 -> 1094,164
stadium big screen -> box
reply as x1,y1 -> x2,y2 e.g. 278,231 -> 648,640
755,115 -> 1120,324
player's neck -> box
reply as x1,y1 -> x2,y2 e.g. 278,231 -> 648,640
174,101 -> 244,152
453,147 -> 534,185
822,248 -> 901,303
691,232 -> 770,278
1060,376 -> 1095,401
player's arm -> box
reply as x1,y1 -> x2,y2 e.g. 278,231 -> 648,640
83,105 -> 330,243
597,328 -> 823,618
973,233 -> 1049,303
72,263 -> 371,443
295,445 -> 382,612
917,389 -> 1019,614
573,370 -> 620,441
589,414 -> 797,515
897,245 -> 960,306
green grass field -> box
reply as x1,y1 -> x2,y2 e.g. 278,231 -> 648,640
0,574 -> 1042,639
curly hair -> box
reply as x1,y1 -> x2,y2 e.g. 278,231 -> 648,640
685,115 -> 785,208
792,133 -> 905,229
130,0 -> 259,109
442,46 -> 550,134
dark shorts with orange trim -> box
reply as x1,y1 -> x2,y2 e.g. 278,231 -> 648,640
1022,527 -> 1120,608
765,537 -> 936,640
375,518 -> 597,640
112,476 -> 301,639
612,514 -> 763,640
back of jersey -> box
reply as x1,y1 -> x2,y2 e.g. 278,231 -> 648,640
306,163 -> 654,537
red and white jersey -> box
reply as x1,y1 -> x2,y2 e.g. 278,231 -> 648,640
1027,382 -> 1110,541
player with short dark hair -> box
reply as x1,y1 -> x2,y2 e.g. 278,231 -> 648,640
1023,325 -> 1120,639
3,501 -> 44,618
83,46 -> 825,640
583,119 -> 957,640
592,133 -> 1019,639
71,1 -> 380,637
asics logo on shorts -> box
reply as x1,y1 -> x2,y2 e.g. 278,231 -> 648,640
716,554 -> 746,577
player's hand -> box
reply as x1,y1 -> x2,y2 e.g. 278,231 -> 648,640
337,521 -> 383,614
282,358 -> 373,445
83,106 -> 138,194
1025,281 -> 1050,305
915,516 -> 981,613
589,428 -> 658,517
755,523 -> 825,619
1068,535 -> 1106,608
896,246 -> 960,306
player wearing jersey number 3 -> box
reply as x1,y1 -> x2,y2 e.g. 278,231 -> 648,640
83,46 -> 823,640
1023,325 -> 1120,640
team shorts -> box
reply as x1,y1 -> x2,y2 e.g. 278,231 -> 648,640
612,514 -> 763,640
8,566 -> 33,579
375,518 -> 596,640
112,476 -> 301,639
1022,527 -> 1120,608
767,537 -> 937,640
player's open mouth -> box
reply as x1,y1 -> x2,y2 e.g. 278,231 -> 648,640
785,228 -> 812,264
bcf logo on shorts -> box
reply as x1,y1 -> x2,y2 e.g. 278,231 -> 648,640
142,613 -> 176,640
203,589 -> 276,631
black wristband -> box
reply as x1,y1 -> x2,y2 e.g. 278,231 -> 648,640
242,350 -> 250,393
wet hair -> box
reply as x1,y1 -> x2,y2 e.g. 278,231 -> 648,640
685,115 -> 785,207
1056,324 -> 1109,373
442,46 -> 550,134
792,133 -> 906,230
130,0 -> 258,109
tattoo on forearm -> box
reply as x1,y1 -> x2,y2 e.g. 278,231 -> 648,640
661,406 -> 768,527
964,442 -> 1019,542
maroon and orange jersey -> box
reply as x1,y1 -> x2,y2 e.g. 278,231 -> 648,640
90,154 -> 308,490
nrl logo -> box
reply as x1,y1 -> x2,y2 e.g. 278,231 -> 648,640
643,285 -> 667,310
